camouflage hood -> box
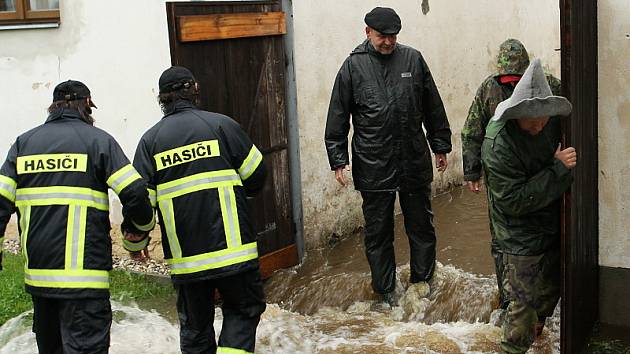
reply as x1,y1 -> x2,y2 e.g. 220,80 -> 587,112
496,39 -> 530,76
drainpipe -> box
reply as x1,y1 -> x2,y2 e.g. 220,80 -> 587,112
281,0 -> 305,262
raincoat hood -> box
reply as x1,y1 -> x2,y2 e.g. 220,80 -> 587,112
496,39 -> 530,76
491,59 -> 572,122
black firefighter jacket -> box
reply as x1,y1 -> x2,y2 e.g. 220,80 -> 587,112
0,109 -> 155,299
325,40 -> 452,191
130,100 -> 266,284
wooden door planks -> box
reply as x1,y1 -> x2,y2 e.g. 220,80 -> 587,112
179,12 -> 286,42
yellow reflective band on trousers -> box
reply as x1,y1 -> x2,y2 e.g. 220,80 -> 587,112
64,205 -> 87,270
123,236 -> 149,252
217,347 -> 253,354
107,164 -> 142,195
160,199 -> 182,259
156,170 -> 242,201
237,145 -> 263,181
167,242 -> 258,275
24,269 -> 109,289
0,174 -> 16,203
219,186 -> 242,248
15,186 -> 109,211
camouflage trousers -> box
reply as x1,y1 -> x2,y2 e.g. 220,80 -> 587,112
486,187 -> 509,310
501,248 -> 560,354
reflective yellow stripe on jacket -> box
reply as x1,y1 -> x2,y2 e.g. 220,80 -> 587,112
0,175 -> 17,203
157,169 -> 258,274
15,186 -> 109,210
166,243 -> 258,275
148,188 -> 157,208
25,269 -> 109,289
237,145 -> 263,181
122,236 -> 150,252
127,187 -> 157,233
107,164 -> 142,195
16,186 -> 110,289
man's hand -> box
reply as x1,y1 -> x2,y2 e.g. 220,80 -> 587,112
554,144 -> 577,169
435,154 -> 448,172
466,180 -> 482,193
334,165 -> 351,187
124,231 -> 150,262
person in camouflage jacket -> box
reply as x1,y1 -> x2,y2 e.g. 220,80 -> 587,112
482,59 -> 575,354
460,39 -> 561,310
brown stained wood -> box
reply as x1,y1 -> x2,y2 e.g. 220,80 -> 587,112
178,12 -> 286,42
560,0 -> 598,352
259,244 -> 298,279
166,1 -> 295,269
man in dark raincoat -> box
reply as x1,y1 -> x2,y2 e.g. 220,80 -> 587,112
324,7 -> 452,304
461,38 -> 561,311
481,59 -> 576,353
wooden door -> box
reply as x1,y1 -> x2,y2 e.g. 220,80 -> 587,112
560,0 -> 599,352
166,1 -> 297,278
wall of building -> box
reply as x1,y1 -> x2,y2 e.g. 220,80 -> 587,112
0,0 -> 174,219
292,0 -> 562,248
0,0 -> 562,250
598,0 -> 630,327
598,0 -> 630,269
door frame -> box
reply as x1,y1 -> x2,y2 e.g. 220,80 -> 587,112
560,0 -> 599,352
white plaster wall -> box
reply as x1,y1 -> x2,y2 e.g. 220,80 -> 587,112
598,0 -> 630,268
0,0 -> 176,222
292,0 -> 561,248
0,0 -> 562,250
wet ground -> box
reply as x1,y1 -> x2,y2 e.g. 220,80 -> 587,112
260,187 -> 561,353
264,187 -> 498,314
1,187 -> 564,353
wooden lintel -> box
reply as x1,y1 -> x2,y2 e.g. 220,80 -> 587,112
259,243 -> 298,279
178,12 -> 286,42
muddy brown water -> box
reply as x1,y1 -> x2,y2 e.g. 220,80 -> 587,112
0,187 -> 560,353
264,187 -> 497,316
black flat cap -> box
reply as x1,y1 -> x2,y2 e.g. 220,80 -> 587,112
53,80 -> 97,108
364,7 -> 401,35
159,66 -> 196,93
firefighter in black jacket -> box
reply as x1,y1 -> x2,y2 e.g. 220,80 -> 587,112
124,66 -> 267,354
0,80 -> 155,353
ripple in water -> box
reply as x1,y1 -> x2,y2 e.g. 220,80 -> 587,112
0,266 -> 559,353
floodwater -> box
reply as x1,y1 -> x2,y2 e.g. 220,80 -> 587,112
0,187 -> 560,353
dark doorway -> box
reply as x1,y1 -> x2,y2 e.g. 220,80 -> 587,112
560,0 -> 599,353
165,1 -> 298,278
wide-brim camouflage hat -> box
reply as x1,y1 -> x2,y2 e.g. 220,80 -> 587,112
491,59 -> 572,122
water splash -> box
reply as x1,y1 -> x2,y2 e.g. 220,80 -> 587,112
0,283 -> 559,353
0,302 -> 180,354
261,262 -> 559,353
